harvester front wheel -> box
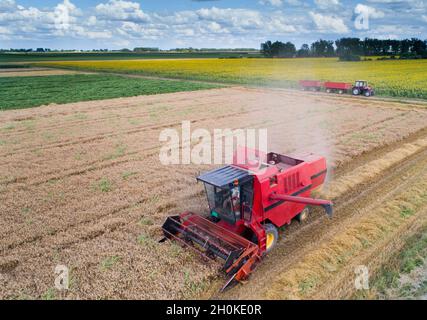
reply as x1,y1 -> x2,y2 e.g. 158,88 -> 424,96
297,207 -> 310,223
264,223 -> 279,253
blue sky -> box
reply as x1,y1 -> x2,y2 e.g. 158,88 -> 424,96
0,0 -> 426,50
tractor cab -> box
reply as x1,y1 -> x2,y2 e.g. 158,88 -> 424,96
353,80 -> 374,97
197,166 -> 254,225
355,80 -> 368,88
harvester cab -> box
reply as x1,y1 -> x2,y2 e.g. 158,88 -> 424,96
197,166 -> 253,226
161,149 -> 333,291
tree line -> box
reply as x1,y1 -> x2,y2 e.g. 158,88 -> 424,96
261,38 -> 427,59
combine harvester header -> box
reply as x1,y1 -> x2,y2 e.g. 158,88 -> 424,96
161,148 -> 333,291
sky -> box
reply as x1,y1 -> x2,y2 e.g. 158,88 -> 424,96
0,0 -> 426,50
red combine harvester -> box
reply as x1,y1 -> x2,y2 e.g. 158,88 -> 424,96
161,149 -> 333,291
299,79 -> 375,97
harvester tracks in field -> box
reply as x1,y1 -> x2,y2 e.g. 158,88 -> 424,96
1,104 -> 421,190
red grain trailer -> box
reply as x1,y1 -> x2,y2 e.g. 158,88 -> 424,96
324,82 -> 353,94
299,80 -> 324,91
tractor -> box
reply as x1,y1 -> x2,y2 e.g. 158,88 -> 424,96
161,148 -> 333,291
352,80 -> 375,97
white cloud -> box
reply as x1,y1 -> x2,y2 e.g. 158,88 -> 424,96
259,0 -> 283,7
354,4 -> 385,19
87,16 -> 98,26
0,26 -> 12,34
95,0 -> 150,23
286,0 -> 302,5
72,26 -> 112,39
206,22 -> 229,34
309,11 -> 349,33
1,0 -> 426,50
53,0 -> 81,33
196,7 -> 263,29
367,0 -> 426,15
315,0 -> 341,9
0,0 -> 15,11
265,13 -> 297,33
159,11 -> 198,25
117,21 -> 164,40
0,0 -> 112,41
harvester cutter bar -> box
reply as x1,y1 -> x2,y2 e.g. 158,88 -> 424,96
162,212 -> 260,287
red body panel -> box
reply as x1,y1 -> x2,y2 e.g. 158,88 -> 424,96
229,151 -> 328,254
299,80 -> 324,89
324,82 -> 352,90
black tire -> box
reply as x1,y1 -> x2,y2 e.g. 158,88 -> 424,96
338,90 -> 344,94
364,91 -> 371,97
326,89 -> 331,93
297,207 -> 310,223
353,88 -> 360,95
264,223 -> 279,254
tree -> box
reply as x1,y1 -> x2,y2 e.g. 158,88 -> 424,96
261,41 -> 296,58
297,44 -> 310,57
390,40 -> 400,55
410,38 -> 427,55
335,38 -> 362,56
261,37 -> 427,60
261,41 -> 273,57
311,39 -> 335,57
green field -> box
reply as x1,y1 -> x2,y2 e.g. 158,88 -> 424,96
0,74 -> 220,111
0,52 -> 261,62
39,58 -> 427,100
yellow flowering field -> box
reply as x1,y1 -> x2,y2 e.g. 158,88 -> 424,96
39,58 -> 427,99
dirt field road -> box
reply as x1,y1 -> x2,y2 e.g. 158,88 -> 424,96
0,67 -> 89,77
1,87 -> 427,299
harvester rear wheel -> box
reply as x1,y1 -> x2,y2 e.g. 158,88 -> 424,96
264,223 -> 278,254
297,207 -> 310,223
